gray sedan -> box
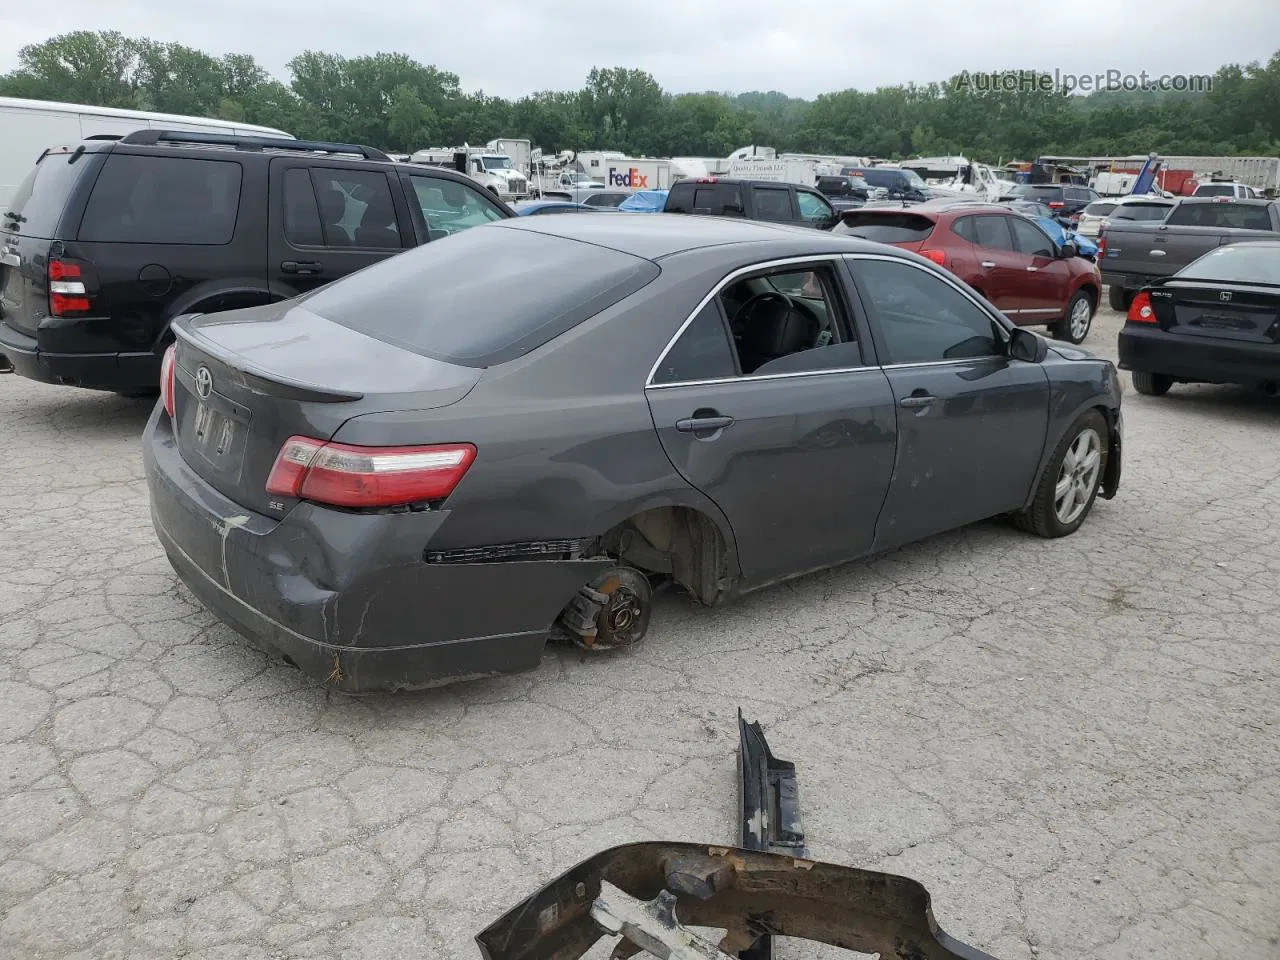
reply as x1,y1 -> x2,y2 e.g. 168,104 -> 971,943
142,215 -> 1124,692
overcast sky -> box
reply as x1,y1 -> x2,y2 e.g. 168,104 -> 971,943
2,0 -> 1277,100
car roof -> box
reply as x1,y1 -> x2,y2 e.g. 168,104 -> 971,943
494,212 -> 890,261
1178,196 -> 1272,206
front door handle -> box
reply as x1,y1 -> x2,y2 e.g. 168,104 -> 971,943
899,394 -> 937,409
1026,265 -> 1039,271
981,260 -> 996,268
281,260 -> 324,275
676,415 -> 734,433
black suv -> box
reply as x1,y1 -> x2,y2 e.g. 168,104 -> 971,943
0,130 -> 513,394
997,183 -> 1099,226
663,177 -> 838,229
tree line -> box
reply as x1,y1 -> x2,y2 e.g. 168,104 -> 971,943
3,32 -> 1278,163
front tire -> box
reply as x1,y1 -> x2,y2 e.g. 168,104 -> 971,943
1131,371 -> 1172,396
1015,410 -> 1108,538
1053,290 -> 1094,344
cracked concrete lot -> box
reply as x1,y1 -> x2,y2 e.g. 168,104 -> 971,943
1,303 -> 1277,960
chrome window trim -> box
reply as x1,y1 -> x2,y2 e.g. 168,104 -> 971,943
647,364 -> 880,391
644,254 -> 855,388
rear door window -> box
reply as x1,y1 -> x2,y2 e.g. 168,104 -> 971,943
79,154 -> 243,244
308,168 -> 402,248
969,215 -> 1015,251
754,188 -> 794,222
3,150 -> 92,239
652,301 -> 738,384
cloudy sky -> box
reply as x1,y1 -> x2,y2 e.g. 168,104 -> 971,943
1,0 -> 1277,99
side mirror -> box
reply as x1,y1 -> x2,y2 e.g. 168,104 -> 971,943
1009,327 -> 1048,363
1059,241 -> 1078,258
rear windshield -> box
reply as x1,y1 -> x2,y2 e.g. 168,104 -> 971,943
1111,202 -> 1172,222
833,212 -> 935,243
302,225 -> 661,367
1005,184 -> 1064,199
1165,202 -> 1273,230
1083,201 -> 1117,217
1194,184 -> 1237,197
3,150 -> 91,239
79,154 -> 243,244
1178,243 -> 1280,284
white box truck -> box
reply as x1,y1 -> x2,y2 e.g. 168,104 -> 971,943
726,157 -> 819,186
0,96 -> 292,208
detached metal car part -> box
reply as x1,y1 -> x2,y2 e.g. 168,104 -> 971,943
476,715 -> 999,960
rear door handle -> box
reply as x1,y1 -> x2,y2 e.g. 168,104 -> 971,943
1026,266 -> 1039,271
899,395 -> 936,409
981,261 -> 996,268
281,260 -> 324,275
676,415 -> 734,433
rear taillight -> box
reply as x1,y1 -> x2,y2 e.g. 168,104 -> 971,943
920,248 -> 948,267
47,259 -> 92,316
1047,201 -> 1065,209
160,344 -> 176,418
1097,228 -> 1107,256
266,437 -> 477,509
1127,291 -> 1155,323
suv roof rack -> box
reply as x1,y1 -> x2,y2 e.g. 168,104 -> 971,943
118,129 -> 391,162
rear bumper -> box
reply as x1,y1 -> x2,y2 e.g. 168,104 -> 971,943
1118,324 -> 1280,384
0,322 -> 159,391
142,407 -> 609,693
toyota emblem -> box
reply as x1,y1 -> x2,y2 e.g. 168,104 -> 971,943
1219,291 -> 1232,302
194,365 -> 213,400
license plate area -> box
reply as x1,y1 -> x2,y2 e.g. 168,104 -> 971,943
179,390 -> 251,482
1175,306 -> 1278,343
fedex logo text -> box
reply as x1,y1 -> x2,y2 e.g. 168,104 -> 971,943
608,166 -> 649,188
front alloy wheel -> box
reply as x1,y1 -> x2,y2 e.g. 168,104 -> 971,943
1053,291 -> 1094,344
1015,410 -> 1109,538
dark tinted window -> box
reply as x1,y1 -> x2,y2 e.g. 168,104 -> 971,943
1195,184 -> 1237,197
1111,202 -> 1173,222
582,193 -> 627,208
1083,201 -> 1118,217
1009,218 -> 1056,257
854,259 -> 1000,364
665,183 -> 695,213
860,169 -> 904,189
653,301 -> 737,384
283,168 -> 324,246
969,215 -> 1015,251
4,150 -> 90,239
79,155 -> 242,244
1006,184 -> 1063,200
309,169 -> 401,248
1178,243 -> 1280,283
754,188 -> 793,221
692,186 -> 717,212
303,226 -> 660,367
834,212 -> 935,243
1166,202 -> 1273,230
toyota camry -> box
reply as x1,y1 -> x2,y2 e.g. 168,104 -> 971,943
143,214 -> 1123,692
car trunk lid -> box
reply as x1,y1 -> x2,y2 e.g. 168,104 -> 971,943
170,301 -> 482,517
1150,283 -> 1280,344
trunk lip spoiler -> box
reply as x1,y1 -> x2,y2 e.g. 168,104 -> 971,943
473,713 -> 1003,960
171,318 -> 364,404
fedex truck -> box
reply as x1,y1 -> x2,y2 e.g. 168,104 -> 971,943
575,152 -> 673,192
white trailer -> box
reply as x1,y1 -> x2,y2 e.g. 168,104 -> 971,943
576,153 -> 673,192
0,96 -> 292,207
727,157 -> 820,186
487,138 -> 532,178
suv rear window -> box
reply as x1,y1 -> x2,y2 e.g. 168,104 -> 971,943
79,154 -> 243,245
1083,201 -> 1117,217
1194,185 -> 1237,197
1005,185 -> 1064,200
302,225 -> 661,367
833,212 -> 935,243
3,150 -> 90,239
1111,202 -> 1173,222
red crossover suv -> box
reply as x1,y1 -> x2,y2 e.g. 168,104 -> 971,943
834,200 -> 1102,343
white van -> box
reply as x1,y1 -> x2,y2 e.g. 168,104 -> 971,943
0,97 -> 293,207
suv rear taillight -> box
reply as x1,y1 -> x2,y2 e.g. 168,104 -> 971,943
919,249 -> 948,267
47,259 -> 92,317
266,437 -> 477,509
1127,292 -> 1155,323
160,344 -> 177,418
1047,201 -> 1065,209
